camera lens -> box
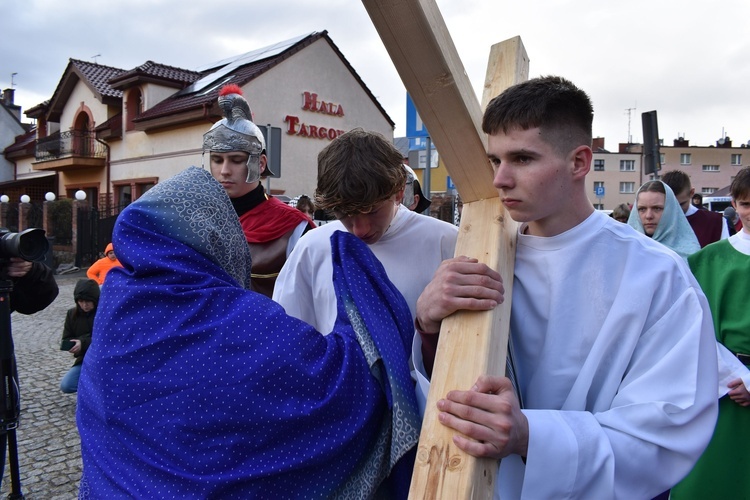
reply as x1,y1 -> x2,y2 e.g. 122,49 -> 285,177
0,228 -> 49,262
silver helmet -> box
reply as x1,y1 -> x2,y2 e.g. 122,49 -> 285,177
202,85 -> 274,182
402,164 -> 416,208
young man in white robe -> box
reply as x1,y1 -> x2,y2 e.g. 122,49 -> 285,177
273,129 -> 458,334
411,76 -> 719,498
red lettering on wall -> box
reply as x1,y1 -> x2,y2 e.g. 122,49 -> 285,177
284,115 -> 299,135
283,115 -> 345,141
302,92 -> 319,112
301,91 -> 345,117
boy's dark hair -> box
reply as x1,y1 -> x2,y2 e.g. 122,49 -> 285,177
730,166 -> 750,201
482,76 -> 593,155
661,170 -> 692,196
315,129 -> 406,215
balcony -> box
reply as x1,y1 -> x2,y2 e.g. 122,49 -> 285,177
33,130 -> 107,171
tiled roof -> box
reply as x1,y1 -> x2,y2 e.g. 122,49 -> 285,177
24,100 -> 50,119
95,112 -> 123,140
47,59 -> 126,121
109,61 -> 201,89
136,31 -> 394,128
135,56 -> 281,122
70,59 -> 126,99
3,128 -> 37,156
38,31 -> 393,130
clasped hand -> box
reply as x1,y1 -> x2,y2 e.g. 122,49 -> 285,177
437,375 -> 529,460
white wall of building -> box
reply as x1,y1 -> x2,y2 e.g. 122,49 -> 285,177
0,108 -> 25,182
60,82 -> 109,131
240,38 -> 393,197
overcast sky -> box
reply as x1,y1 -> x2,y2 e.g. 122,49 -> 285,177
2,0 -> 749,149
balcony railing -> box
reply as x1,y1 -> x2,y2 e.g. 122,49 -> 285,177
35,130 -> 107,162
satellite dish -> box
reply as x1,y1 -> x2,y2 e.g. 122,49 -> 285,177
718,137 -> 725,145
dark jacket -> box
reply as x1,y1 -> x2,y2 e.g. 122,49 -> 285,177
62,279 -> 100,366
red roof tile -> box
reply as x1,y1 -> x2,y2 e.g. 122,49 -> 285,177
109,61 -> 201,89
70,59 -> 126,99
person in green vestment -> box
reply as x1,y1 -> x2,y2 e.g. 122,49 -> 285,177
672,166 -> 750,499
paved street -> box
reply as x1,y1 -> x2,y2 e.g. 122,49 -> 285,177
1,270 -> 87,499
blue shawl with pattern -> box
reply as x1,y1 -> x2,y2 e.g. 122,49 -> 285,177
77,167 -> 420,498
627,180 -> 701,260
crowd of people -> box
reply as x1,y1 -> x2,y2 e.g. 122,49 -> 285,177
27,78 -> 745,498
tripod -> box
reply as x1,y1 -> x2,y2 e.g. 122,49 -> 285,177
0,278 -> 24,500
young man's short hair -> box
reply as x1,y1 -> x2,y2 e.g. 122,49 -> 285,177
315,129 -> 407,215
730,166 -> 750,200
481,75 -> 593,155
661,170 -> 692,196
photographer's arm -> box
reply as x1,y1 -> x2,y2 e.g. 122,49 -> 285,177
8,258 -> 59,314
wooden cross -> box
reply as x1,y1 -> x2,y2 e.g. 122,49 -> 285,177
361,1 -> 529,497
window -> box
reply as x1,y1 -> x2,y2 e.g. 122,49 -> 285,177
117,185 -> 132,206
731,154 -> 742,165
620,182 -> 635,194
126,88 -> 143,132
594,159 -> 605,171
660,153 -> 665,166
113,177 -> 158,207
702,164 -> 719,172
680,153 -> 691,165
137,182 -> 155,197
594,181 -> 605,189
620,160 -> 635,171
593,203 -> 604,210
701,187 -> 717,195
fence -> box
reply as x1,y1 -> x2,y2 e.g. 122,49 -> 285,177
0,199 -> 126,271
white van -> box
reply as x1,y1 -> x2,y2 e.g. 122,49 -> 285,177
702,196 -> 732,213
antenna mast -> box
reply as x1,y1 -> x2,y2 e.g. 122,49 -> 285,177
625,105 -> 637,143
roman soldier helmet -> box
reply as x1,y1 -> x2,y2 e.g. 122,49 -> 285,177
402,164 -> 432,213
202,84 -> 275,181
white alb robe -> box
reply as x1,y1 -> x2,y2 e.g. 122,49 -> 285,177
274,204 -> 458,334
413,210 -> 718,499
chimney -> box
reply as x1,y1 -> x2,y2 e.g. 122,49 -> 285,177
2,88 -> 22,121
673,137 -> 689,147
592,137 -> 605,151
2,88 -> 14,105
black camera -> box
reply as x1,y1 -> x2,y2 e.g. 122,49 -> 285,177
0,228 -> 50,262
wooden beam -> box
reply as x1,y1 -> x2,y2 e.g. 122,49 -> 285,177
410,197 -> 517,499
361,1 -> 528,498
361,0 -> 494,203
481,37 -> 529,109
